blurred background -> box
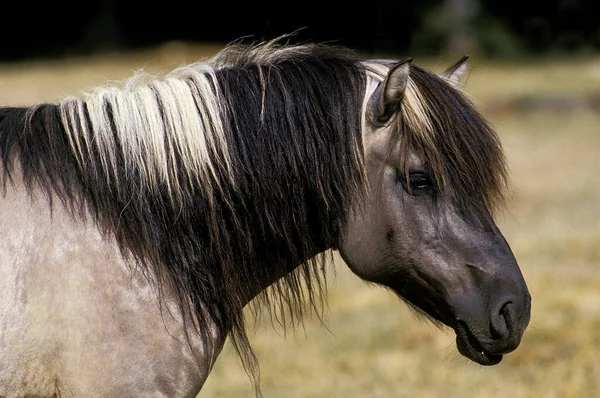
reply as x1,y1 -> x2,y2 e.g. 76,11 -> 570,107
0,0 -> 598,396
1,0 -> 599,60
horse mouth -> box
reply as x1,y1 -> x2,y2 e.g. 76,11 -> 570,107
455,322 -> 503,366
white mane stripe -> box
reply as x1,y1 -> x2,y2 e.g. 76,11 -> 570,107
59,63 -> 233,202
171,65 -> 234,185
402,79 -> 435,146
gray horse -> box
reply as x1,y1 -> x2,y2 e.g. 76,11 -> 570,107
0,39 -> 530,396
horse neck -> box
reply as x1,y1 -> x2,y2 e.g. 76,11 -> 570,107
0,101 -> 338,308
238,238 -> 332,306
206,61 -> 366,308
1,52 -> 367,356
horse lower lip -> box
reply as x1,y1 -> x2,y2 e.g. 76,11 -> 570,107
455,325 -> 503,366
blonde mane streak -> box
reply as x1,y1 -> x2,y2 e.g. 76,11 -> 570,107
401,78 -> 435,149
399,77 -> 449,187
170,65 -> 234,184
60,98 -> 93,172
59,62 -> 233,202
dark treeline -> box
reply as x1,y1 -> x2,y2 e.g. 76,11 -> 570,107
1,0 -> 597,61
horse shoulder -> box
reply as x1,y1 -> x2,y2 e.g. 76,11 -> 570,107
0,179 -> 224,397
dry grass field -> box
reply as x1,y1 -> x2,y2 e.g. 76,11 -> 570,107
0,43 -> 598,397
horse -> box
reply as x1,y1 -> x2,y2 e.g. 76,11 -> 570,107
0,38 -> 531,397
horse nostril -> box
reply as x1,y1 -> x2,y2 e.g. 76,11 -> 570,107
490,301 -> 512,340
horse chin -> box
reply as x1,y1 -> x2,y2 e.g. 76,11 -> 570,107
454,323 -> 503,366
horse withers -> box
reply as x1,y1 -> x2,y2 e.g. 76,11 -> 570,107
0,39 -> 530,396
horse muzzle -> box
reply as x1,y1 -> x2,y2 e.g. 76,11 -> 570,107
452,287 -> 531,366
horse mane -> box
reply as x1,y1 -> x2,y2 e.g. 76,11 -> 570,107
366,60 -> 509,222
400,64 -> 509,220
0,38 -> 368,392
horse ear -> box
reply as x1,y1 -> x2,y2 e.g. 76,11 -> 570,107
373,58 -> 412,126
441,55 -> 469,87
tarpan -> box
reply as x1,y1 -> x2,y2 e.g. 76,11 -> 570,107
0,38 -> 531,396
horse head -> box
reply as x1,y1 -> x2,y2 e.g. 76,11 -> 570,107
340,57 -> 531,365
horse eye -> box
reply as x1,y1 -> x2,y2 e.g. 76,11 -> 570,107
409,173 -> 431,190
398,170 -> 434,195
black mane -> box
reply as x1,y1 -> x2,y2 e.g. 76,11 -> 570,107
0,42 -> 368,391
397,64 -> 508,221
